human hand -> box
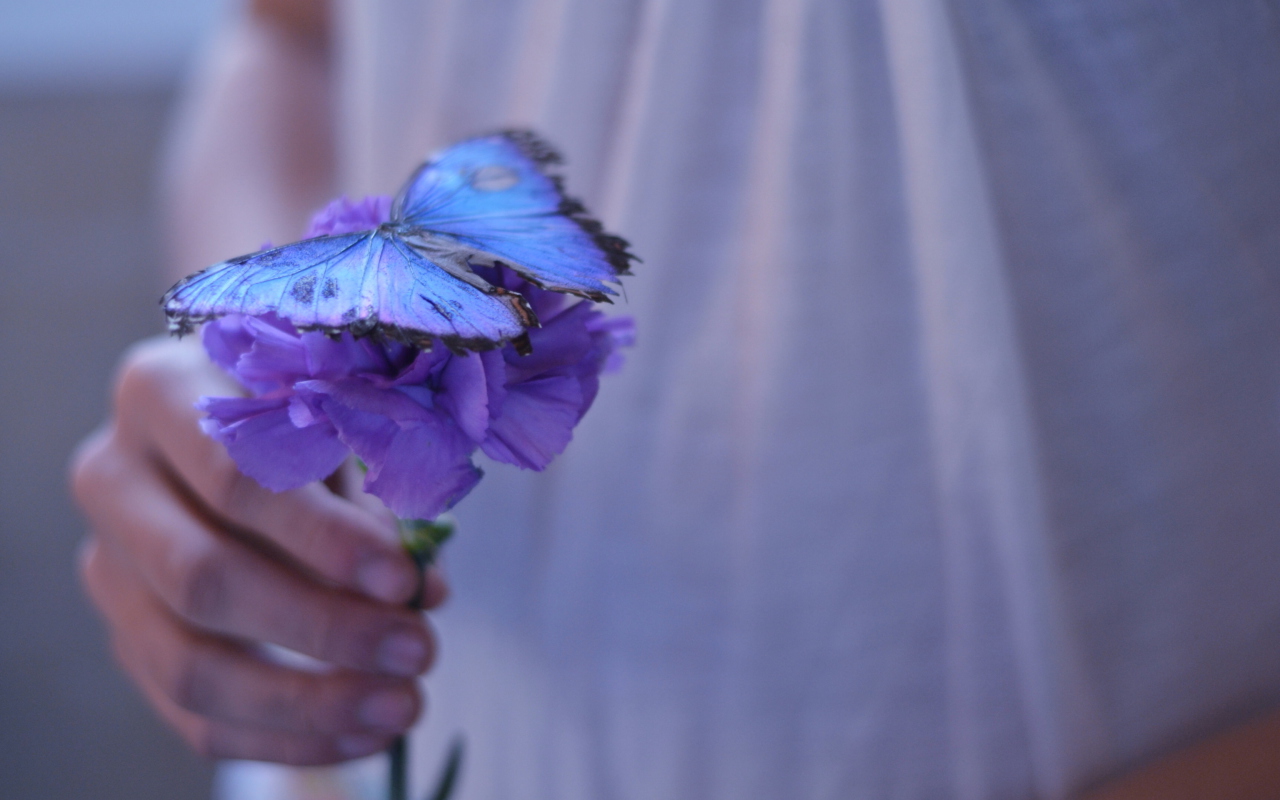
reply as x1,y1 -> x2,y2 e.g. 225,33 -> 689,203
70,336 -> 447,765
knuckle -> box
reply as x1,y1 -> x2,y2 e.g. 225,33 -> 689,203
258,672 -> 315,731
67,429 -> 116,510
186,723 -> 226,760
112,336 -> 209,442
76,538 -> 105,602
167,645 -> 220,715
309,601 -> 347,660
172,543 -> 232,625
310,513 -> 365,575
423,568 -> 450,609
112,338 -> 174,408
310,511 -> 346,550
210,462 -> 257,517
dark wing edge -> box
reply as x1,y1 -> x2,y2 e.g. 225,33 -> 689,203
393,128 -> 641,286
160,235 -> 367,337
497,128 -> 641,280
161,236 -> 537,354
162,272 -> 215,337
355,314 -> 534,354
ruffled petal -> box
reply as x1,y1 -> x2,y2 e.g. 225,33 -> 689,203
305,195 -> 392,237
308,393 -> 399,466
481,373 -> 582,470
365,422 -> 483,519
388,347 -> 449,388
587,313 -> 636,344
202,316 -> 255,374
302,330 -> 390,380
316,389 -> 481,519
299,378 -> 435,424
503,301 -> 596,383
480,349 -> 508,421
198,396 -> 349,491
587,314 -> 636,374
234,317 -> 311,390
436,352 -> 491,442
572,370 -> 601,423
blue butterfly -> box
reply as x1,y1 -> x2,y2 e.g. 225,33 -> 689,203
163,130 -> 636,353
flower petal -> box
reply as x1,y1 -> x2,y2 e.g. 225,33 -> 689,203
202,316 -> 255,374
235,317 -> 311,390
305,195 -> 393,237
588,314 -> 636,374
300,378 -> 435,424
503,302 -> 597,383
309,393 -> 399,468
365,422 -> 483,519
198,396 -> 349,491
388,347 -> 449,388
436,352 -> 491,442
480,374 -> 582,470
302,330 -> 390,380
480,349 -> 508,420
317,392 -> 481,519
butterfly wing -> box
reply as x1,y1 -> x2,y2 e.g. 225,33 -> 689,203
393,130 -> 636,302
163,231 -> 533,348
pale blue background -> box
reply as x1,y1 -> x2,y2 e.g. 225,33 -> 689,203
0,0 -> 226,86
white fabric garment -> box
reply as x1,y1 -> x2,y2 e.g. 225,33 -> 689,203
217,2 -> 1280,798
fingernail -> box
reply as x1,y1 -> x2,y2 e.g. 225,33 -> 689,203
337,733 -> 385,759
357,557 -> 413,603
377,632 -> 427,676
421,567 -> 450,609
358,690 -> 416,731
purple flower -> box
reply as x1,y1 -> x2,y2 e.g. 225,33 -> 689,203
306,195 -> 393,237
197,197 -> 634,520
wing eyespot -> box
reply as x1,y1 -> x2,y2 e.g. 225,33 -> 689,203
290,275 -> 316,303
470,165 -> 520,192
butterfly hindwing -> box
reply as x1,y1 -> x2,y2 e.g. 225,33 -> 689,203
369,235 -> 534,347
394,131 -> 635,301
163,231 -> 530,347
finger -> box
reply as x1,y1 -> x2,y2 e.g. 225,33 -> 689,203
337,468 -> 450,611
81,537 -> 422,736
133,663 -> 394,766
74,437 -> 434,676
422,566 -> 449,610
114,337 -> 419,604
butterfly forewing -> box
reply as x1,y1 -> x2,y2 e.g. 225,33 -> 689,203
164,231 -> 529,346
395,133 -> 632,300
164,234 -> 374,330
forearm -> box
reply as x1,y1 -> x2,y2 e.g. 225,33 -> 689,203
162,0 -> 334,283
1080,707 -> 1280,800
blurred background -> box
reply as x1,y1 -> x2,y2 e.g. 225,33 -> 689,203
0,0 -> 227,797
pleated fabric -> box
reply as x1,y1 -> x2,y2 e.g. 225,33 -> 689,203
218,2 -> 1280,798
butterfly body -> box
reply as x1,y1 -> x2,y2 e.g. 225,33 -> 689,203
163,131 -> 635,351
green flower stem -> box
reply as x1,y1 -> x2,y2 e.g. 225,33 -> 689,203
399,517 -> 457,572
388,516 -> 457,800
